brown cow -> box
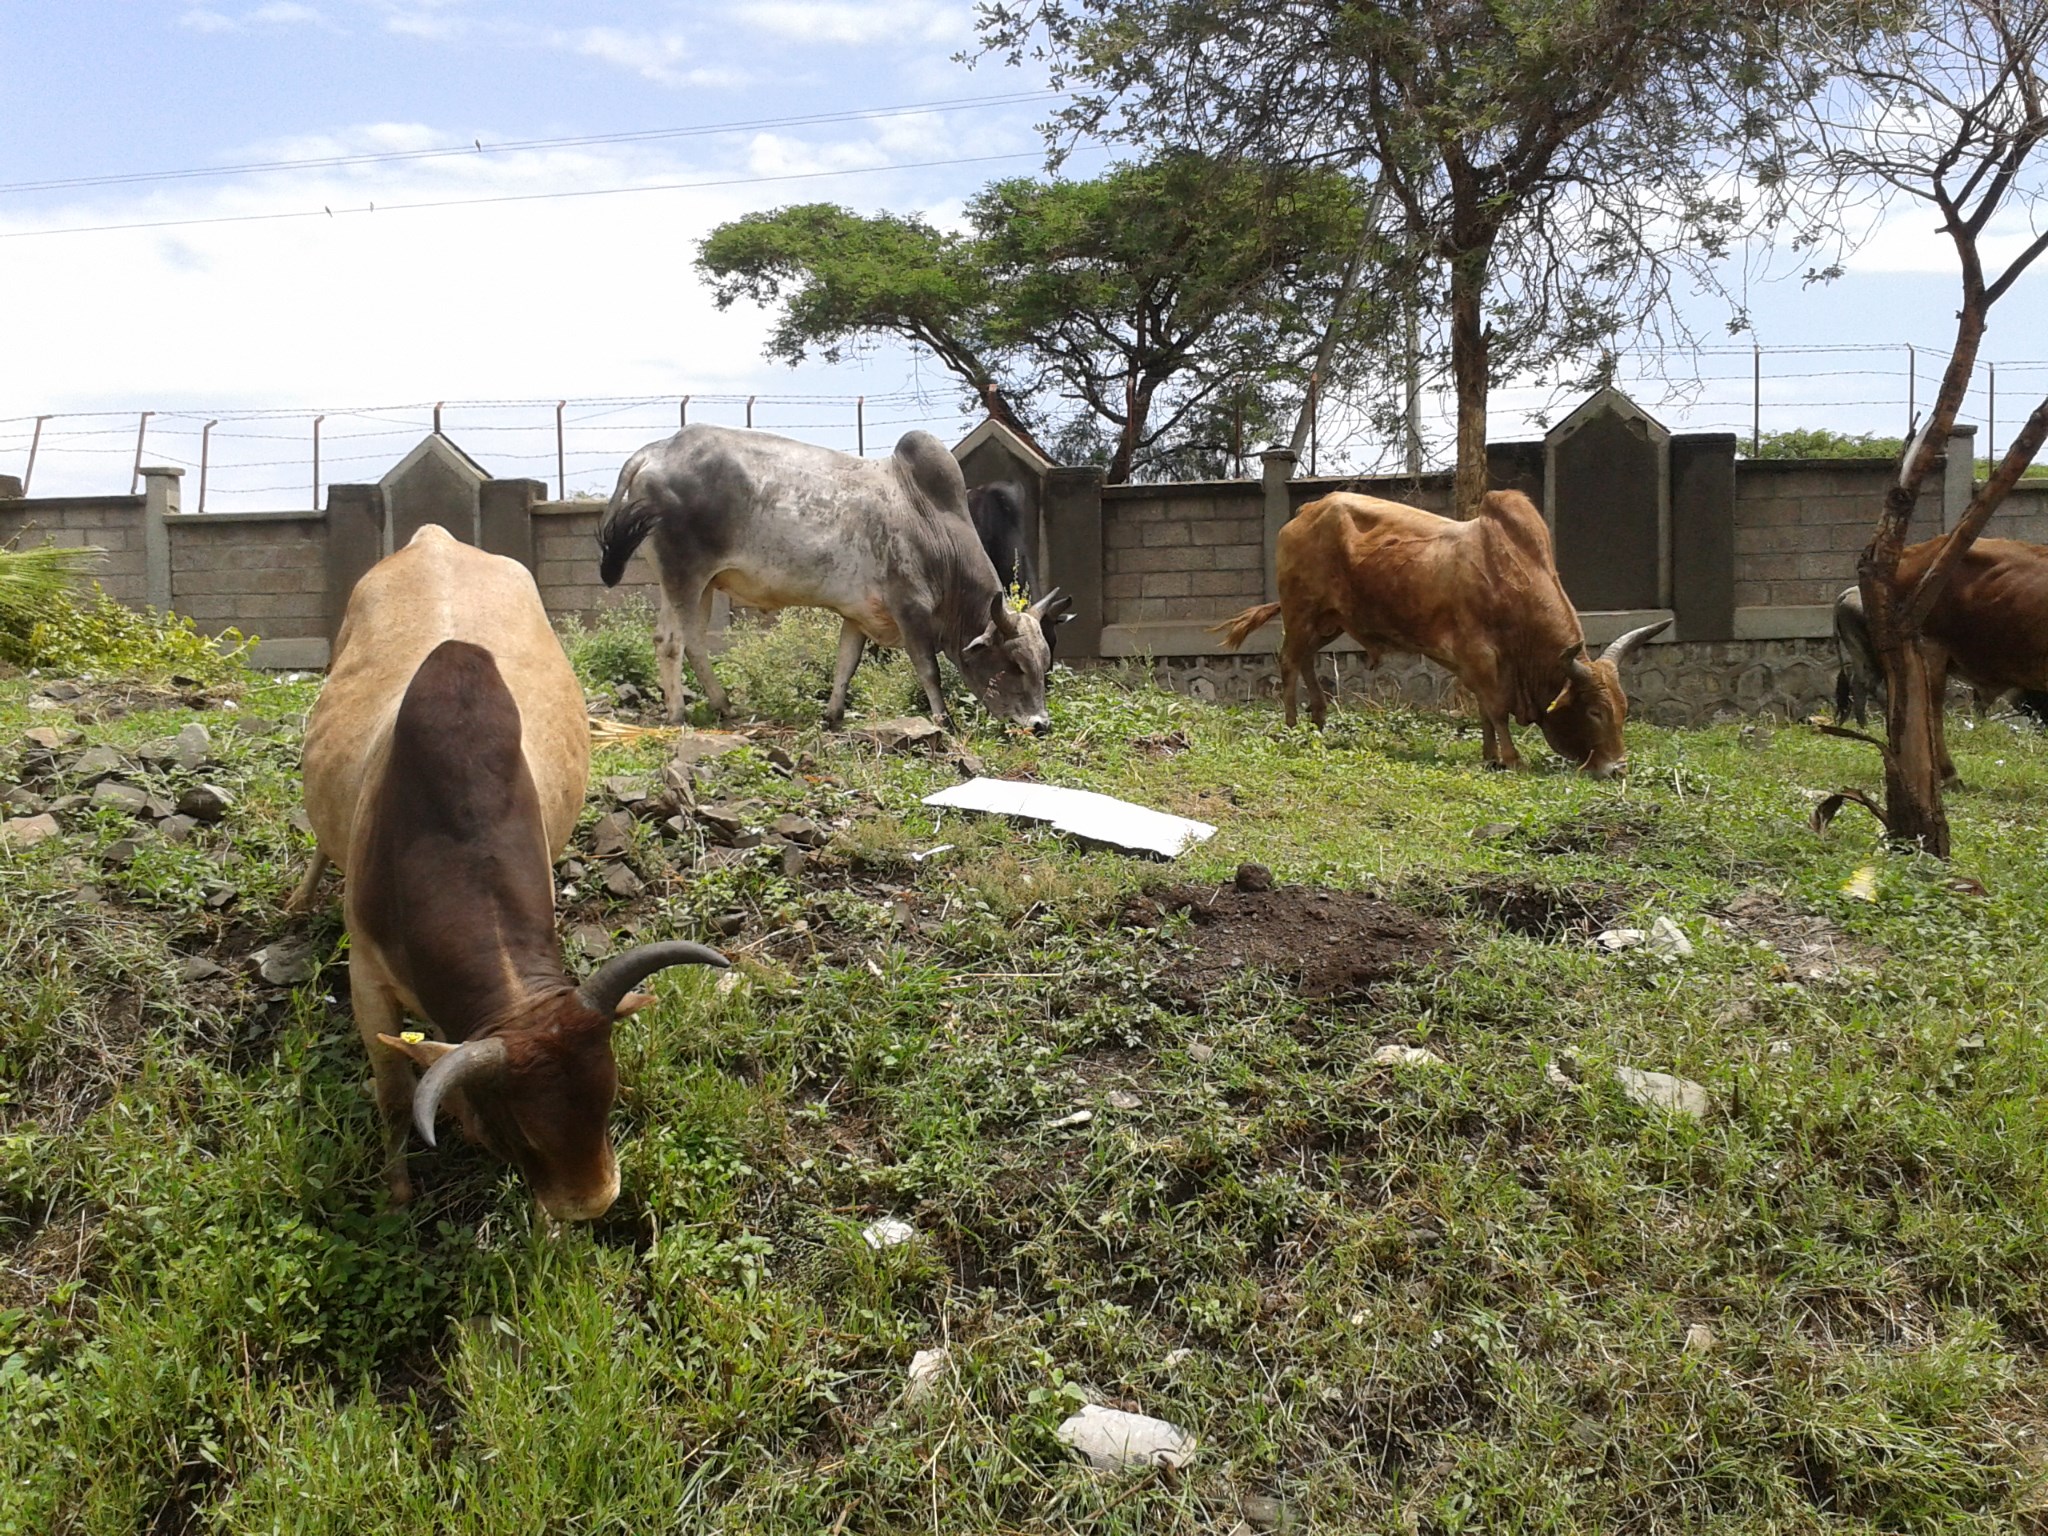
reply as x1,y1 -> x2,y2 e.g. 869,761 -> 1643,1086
293,524 -> 726,1220
1833,535 -> 2048,783
1214,490 -> 1668,777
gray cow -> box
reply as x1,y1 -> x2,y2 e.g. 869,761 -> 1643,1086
599,425 -> 1072,733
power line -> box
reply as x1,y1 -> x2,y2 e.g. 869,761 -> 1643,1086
0,91 -> 1065,198
0,149 -> 1069,241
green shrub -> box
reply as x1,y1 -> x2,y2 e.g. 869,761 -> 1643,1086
5,582 -> 253,684
558,599 -> 660,695
718,608 -> 921,724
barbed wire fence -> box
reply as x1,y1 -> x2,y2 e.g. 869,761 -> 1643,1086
8,342 -> 2048,507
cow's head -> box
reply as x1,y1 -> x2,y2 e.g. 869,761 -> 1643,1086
1536,619 -> 1670,778
380,940 -> 727,1221
962,588 -> 1072,735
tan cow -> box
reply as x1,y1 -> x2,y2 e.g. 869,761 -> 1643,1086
294,524 -> 725,1220
1215,490 -> 1667,776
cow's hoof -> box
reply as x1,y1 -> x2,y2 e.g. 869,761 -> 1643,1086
1484,759 -> 1509,772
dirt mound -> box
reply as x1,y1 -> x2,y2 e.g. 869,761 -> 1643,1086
1125,874 -> 1445,999
1459,877 -> 1629,940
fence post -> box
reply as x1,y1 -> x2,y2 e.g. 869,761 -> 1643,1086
1906,344 -> 1916,433
680,395 -> 689,429
433,401 -> 443,436
1751,343 -> 1761,457
1260,445 -> 1298,604
555,400 -> 567,500
24,415 -> 48,494
140,465 -> 181,614
1307,373 -> 1319,476
313,415 -> 325,511
746,395 -> 755,429
1989,363 -> 1997,473
129,411 -> 154,494
857,395 -> 864,456
198,420 -> 218,513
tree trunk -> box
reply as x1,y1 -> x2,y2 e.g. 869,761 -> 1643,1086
1871,625 -> 1951,856
1449,255 -> 1489,518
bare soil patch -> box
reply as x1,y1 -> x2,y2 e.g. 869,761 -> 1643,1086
1713,889 -> 1885,983
1125,873 -> 1446,1000
1457,877 -> 1631,940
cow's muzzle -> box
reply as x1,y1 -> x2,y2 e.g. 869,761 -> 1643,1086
1029,715 -> 1052,737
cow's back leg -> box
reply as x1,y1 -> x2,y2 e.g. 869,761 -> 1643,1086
656,574 -> 730,720
653,593 -> 685,720
286,849 -> 330,914
823,618 -> 866,728
1930,649 -> 1961,787
1282,623 -> 1337,729
350,956 -> 416,1206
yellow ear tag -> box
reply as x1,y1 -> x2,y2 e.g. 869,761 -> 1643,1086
1545,682 -> 1572,714
400,1030 -> 425,1044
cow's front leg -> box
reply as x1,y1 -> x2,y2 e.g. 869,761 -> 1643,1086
903,632 -> 953,730
350,959 -> 416,1206
653,596 -> 687,723
823,618 -> 866,728
1481,715 -> 1522,771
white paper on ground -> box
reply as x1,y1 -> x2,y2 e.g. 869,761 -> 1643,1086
922,777 -> 1216,858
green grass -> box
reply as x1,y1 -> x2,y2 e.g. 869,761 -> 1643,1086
5,625 -> 2048,1533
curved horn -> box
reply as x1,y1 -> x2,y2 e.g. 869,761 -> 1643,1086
1599,618 -> 1673,667
1027,585 -> 1066,613
413,1035 -> 508,1148
576,940 -> 730,1018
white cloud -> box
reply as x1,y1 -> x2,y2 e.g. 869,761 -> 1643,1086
179,8 -> 238,31
734,0 -> 968,48
560,26 -> 732,89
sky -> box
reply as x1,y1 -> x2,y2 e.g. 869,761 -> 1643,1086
5,1 -> 2048,505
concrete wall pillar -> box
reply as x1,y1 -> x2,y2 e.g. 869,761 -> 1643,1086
480,478 -> 543,572
1260,447 -> 1297,602
324,484 -> 383,642
1043,465 -> 1106,658
1669,433 -> 1737,642
140,465 -> 181,613
1943,423 -> 1978,532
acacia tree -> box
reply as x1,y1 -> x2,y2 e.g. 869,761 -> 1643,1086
1806,0 -> 2048,856
977,0 -> 1823,512
697,155 -> 1364,482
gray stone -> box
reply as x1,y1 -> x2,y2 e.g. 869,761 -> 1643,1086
158,814 -> 199,843
173,723 -> 212,772
176,785 -> 232,823
20,726 -> 79,752
769,812 -> 826,848
903,1346 -> 949,1406
254,941 -> 318,987
603,775 -> 654,808
671,731 -> 748,772
39,681 -> 82,702
0,813 -> 61,848
601,864 -> 645,901
101,837 -> 143,869
1470,821 -> 1517,842
556,858 -> 587,880
571,923 -> 614,958
91,781 -> 153,817
1615,1066 -> 1710,1119
0,786 -> 47,816
286,807 -> 314,835
694,802 -> 752,842
45,794 -> 87,817
1055,1404 -> 1195,1472
1187,1042 -> 1215,1064
176,956 -> 224,983
137,736 -> 181,768
202,883 -> 238,910
68,746 -> 126,785
775,842 -> 806,881
854,716 -> 946,753
589,810 -> 636,859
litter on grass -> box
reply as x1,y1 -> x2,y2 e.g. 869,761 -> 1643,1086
922,777 -> 1215,859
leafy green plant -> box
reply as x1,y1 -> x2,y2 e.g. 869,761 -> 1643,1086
558,598 -> 660,696
0,542 -> 103,655
6,582 -> 253,683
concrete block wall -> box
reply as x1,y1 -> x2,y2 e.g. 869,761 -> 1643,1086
1101,483 -> 1265,626
531,501 -> 662,623
1732,461 -> 1942,609
1992,483 -> 2048,544
167,511 -> 329,639
0,495 -> 150,609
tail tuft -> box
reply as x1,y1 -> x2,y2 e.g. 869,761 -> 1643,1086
1210,602 -> 1281,652
597,492 -> 660,588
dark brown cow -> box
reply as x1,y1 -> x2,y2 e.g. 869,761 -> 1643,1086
1214,490 -> 1667,776
294,525 -> 726,1220
1833,535 -> 2048,782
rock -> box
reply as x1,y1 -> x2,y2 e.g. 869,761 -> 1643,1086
1105,1089 -> 1142,1110
0,786 -> 47,816
1683,1323 -> 1717,1356
176,785 -> 232,823
1469,821 -> 1517,842
1234,861 -> 1274,893
172,723 -> 212,772
613,681 -> 644,707
175,955 -> 224,983
862,1216 -> 916,1250
253,941 -> 318,986
1615,1065 -> 1710,1119
91,781 -> 153,817
903,1346 -> 949,1406
1372,1045 -> 1445,1067
1055,1404 -> 1195,1472
671,732 -> 747,772
68,746 -> 126,784
713,909 -> 745,936
769,812 -> 827,848
39,681 -> 82,702
694,802 -> 752,842
158,814 -> 198,843
951,749 -> 985,778
764,744 -> 797,772
143,795 -> 177,821
775,842 -> 806,881
557,857 -> 587,880
1594,927 -> 1648,952
571,923 -> 614,958
138,736 -> 181,768
284,806 -> 314,836
101,837 -> 142,869
1187,1043 -> 1215,1064
854,716 -> 946,753
601,864 -> 645,901
1240,1494 -> 1299,1531
1647,916 -> 1694,958
590,810 -> 636,859
603,775 -> 654,808
1546,1059 -> 1584,1093
696,848 -> 752,875
21,726 -> 80,751
1047,1109 -> 1094,1130
202,882 -> 238,911
0,813 -> 61,848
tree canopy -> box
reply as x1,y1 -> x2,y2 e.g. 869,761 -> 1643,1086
696,154 -> 1367,482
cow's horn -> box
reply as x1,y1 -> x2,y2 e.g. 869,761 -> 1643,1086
413,1035 -> 508,1148
576,940 -> 730,1018
1599,618 -> 1673,667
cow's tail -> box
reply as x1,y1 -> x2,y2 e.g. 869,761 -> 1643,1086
597,475 -> 661,589
1831,583 -> 1878,724
1211,602 -> 1282,652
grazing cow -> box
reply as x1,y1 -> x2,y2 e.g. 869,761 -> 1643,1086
294,524 -> 726,1219
1213,489 -> 1668,777
599,426 -> 1073,733
1831,536 -> 2048,777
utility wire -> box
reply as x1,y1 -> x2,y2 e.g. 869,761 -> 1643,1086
0,91 -> 1064,197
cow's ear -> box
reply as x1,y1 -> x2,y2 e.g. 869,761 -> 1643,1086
378,1032 -> 459,1068
965,632 -> 993,654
